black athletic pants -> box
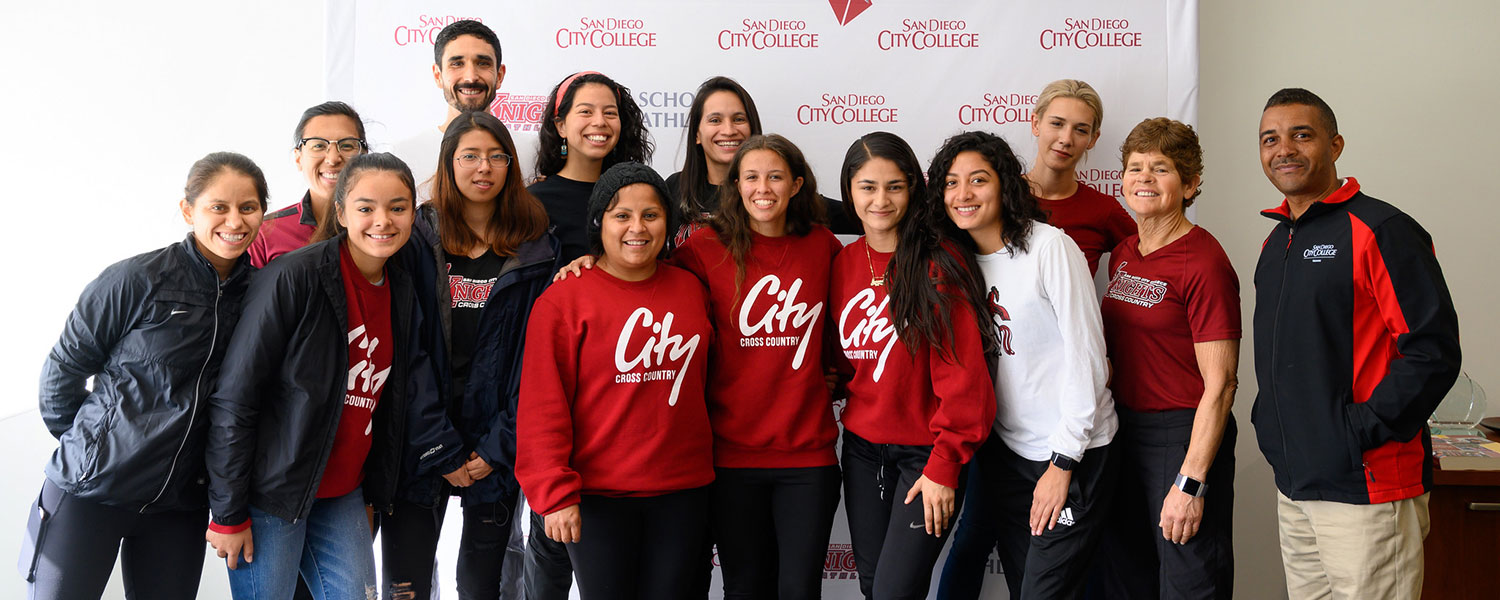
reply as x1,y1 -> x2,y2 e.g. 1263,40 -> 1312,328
841,430 -> 966,600
22,479 -> 206,600
941,438 -> 1116,600
1091,409 -> 1236,600
380,494 -> 514,599
711,465 -> 841,599
565,487 -> 710,600
524,508 -> 574,600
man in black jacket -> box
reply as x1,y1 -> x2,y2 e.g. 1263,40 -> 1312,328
1252,88 -> 1460,599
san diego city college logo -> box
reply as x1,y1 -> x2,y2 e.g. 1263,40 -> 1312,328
392,15 -> 483,47
556,17 -> 659,49
957,92 -> 1037,127
1039,17 -> 1143,50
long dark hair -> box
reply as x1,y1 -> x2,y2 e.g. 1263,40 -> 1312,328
927,131 -> 1045,254
534,71 -> 653,178
679,76 -> 762,219
842,132 -> 999,359
432,111 -> 548,256
709,134 -> 827,296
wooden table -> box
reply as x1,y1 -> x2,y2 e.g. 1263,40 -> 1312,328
1422,421 -> 1500,597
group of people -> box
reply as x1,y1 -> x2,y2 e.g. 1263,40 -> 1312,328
23,17 -> 1460,600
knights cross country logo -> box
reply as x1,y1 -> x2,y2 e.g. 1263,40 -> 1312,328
1057,507 -> 1076,527
987,287 -> 1015,356
830,0 -> 872,26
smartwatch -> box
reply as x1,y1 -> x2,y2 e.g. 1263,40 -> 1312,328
1049,452 -> 1077,472
1174,473 -> 1208,497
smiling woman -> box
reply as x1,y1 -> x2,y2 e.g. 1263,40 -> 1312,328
517,161 -> 715,599
25,152 -> 267,600
203,153 -> 454,600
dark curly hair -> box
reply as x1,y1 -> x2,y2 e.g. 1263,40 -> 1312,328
534,72 -> 654,179
841,132 -> 1000,360
927,131 -> 1045,254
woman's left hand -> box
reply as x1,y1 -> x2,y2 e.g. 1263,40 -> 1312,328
1159,487 -> 1204,545
904,475 -> 956,537
1030,465 -> 1072,535
465,452 -> 493,481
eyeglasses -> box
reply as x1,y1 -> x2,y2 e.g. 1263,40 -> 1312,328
455,152 -> 513,169
297,137 -> 366,158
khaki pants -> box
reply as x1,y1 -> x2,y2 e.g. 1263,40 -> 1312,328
1276,490 -> 1430,600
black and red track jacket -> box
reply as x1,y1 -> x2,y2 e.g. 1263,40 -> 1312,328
1253,177 -> 1460,505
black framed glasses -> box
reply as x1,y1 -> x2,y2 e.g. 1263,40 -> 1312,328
455,152 -> 513,169
297,137 -> 367,158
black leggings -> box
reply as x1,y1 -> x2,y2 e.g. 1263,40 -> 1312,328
380,494 -> 514,600
841,430 -> 966,600
23,479 -> 207,600
940,438 -> 1117,600
711,465 -> 841,599
566,487 -> 710,600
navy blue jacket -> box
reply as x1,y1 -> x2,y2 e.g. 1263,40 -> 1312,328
40,235 -> 254,512
206,235 -> 443,526
400,204 -> 561,506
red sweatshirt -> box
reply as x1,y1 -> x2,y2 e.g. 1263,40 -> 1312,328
1038,182 -> 1136,277
672,226 -> 843,469
517,265 -> 716,516
830,239 -> 996,489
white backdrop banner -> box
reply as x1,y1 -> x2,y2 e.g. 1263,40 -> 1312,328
327,1 -> 1197,598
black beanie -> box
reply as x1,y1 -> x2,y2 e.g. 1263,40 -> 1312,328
586,162 -> 682,257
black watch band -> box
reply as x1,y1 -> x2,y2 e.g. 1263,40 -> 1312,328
1049,452 -> 1077,471
1174,473 -> 1208,497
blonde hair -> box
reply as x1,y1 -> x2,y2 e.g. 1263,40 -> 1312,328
1034,79 -> 1104,133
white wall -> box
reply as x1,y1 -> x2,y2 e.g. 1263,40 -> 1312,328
3,2 -> 1496,599
1197,2 -> 1500,597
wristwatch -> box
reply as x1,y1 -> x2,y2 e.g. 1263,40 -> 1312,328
1049,452 -> 1077,472
1174,473 -> 1208,497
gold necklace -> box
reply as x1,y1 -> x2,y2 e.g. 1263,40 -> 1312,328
865,241 -> 885,287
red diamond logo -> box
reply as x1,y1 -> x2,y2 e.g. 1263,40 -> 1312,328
830,0 -> 872,26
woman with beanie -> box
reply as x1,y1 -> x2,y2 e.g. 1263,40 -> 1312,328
26,152 -> 267,600
517,162 -> 714,599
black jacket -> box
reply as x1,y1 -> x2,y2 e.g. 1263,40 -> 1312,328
1252,179 -> 1460,504
206,235 -> 436,526
399,204 -> 560,506
40,234 -> 254,512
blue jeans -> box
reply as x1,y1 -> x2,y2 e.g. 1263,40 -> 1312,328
226,490 -> 376,600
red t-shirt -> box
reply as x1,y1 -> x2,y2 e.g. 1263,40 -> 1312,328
318,243 -> 392,498
1038,183 -> 1136,277
516,265 -> 716,516
671,226 -> 842,469
1101,226 -> 1241,412
829,239 -> 996,489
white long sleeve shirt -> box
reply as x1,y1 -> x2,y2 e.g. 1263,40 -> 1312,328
975,222 -> 1117,462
